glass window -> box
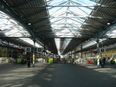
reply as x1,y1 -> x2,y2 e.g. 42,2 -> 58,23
0,11 -> 30,37
0,11 -> 42,47
45,0 -> 97,37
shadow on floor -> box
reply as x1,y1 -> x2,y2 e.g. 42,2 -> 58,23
0,64 -> 116,87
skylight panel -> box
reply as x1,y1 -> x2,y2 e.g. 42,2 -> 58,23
83,40 -> 96,49
56,32 -> 74,37
20,38 -> 42,48
69,7 -> 89,17
68,18 -> 83,24
0,11 -> 9,19
55,38 -> 61,55
49,7 -> 68,17
0,11 -> 42,48
46,0 -> 96,38
48,0 -> 67,6
75,0 -> 96,6
50,17 -> 64,23
51,18 -> 66,24
0,11 -> 30,37
105,24 -> 116,38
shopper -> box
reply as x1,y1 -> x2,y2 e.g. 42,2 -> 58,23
97,58 -> 100,67
100,57 -> 106,68
26,52 -> 31,68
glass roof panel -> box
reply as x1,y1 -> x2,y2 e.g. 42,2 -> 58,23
106,25 -> 116,38
83,38 -> 106,49
0,11 -> 43,48
55,38 -> 61,55
46,0 -> 97,37
78,0 -> 96,6
20,38 -> 42,48
0,11 -> 30,37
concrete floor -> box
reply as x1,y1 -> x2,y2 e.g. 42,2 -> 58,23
0,63 -> 116,87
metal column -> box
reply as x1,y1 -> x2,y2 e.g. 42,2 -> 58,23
96,38 -> 101,56
81,44 -> 83,58
32,39 -> 36,67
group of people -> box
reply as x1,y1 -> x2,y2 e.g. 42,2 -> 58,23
97,56 -> 106,68
25,52 -> 36,68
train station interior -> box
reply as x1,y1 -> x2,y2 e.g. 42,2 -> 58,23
0,0 -> 116,87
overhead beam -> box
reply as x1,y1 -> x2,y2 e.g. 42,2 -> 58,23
25,8 -> 47,18
15,5 -> 115,8
10,0 -> 33,7
71,0 -> 93,10
82,24 -> 98,29
32,18 -> 49,25
0,0 -> 44,47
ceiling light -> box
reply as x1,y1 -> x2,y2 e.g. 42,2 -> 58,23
28,23 -> 31,25
112,30 -> 116,33
107,22 -> 110,25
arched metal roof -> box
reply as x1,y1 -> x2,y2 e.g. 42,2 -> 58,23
0,0 -> 116,54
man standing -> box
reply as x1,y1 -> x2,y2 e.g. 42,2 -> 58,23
26,52 -> 31,68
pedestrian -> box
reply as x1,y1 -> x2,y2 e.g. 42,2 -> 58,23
96,55 -> 101,67
97,58 -> 100,67
100,57 -> 106,68
26,52 -> 31,68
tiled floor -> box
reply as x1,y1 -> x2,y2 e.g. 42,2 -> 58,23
0,63 -> 115,87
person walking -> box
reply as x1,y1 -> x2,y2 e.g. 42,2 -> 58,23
100,57 -> 106,68
26,52 -> 31,68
